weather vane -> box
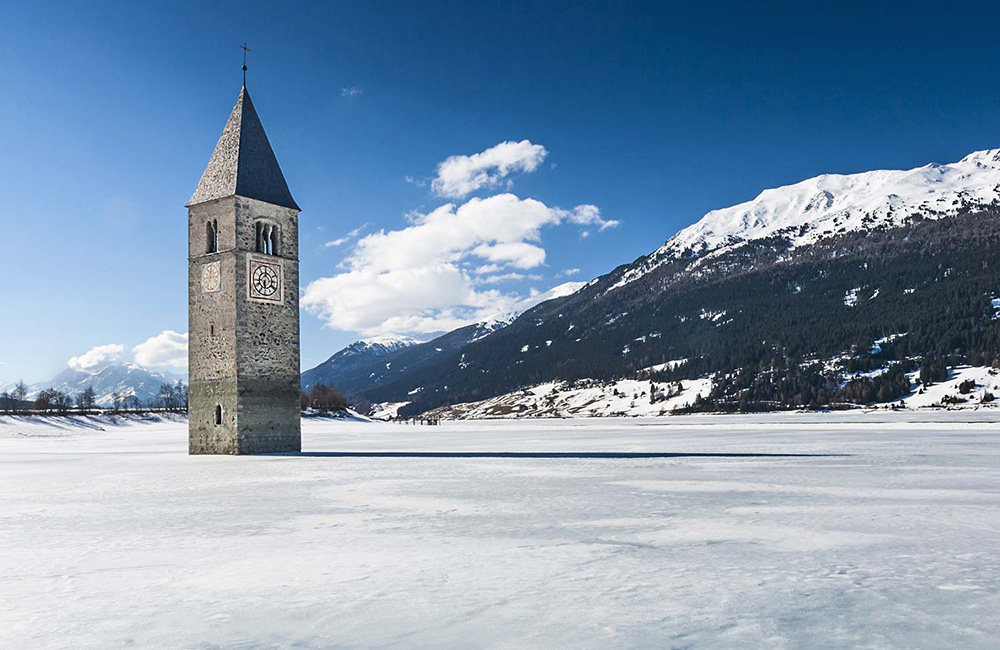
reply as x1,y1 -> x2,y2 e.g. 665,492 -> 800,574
241,43 -> 251,86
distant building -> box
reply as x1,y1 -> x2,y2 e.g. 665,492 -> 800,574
187,83 -> 301,454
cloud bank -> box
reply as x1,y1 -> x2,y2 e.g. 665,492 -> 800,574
302,193 -> 602,335
68,344 -> 124,372
304,141 -> 615,337
133,331 -> 188,368
432,140 -> 548,199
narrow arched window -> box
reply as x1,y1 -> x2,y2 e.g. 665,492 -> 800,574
215,404 -> 222,425
206,219 -> 218,253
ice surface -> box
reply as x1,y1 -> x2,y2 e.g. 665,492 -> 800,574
2,412 -> 1000,648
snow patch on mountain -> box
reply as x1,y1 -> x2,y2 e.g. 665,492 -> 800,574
368,401 -> 411,420
346,336 -> 419,357
426,376 -> 715,419
471,311 -> 519,341
642,359 -> 689,373
900,365 -> 1000,409
614,148 -> 1000,289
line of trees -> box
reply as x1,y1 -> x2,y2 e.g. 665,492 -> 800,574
1,380 -> 356,415
0,381 -> 188,414
301,383 -> 348,412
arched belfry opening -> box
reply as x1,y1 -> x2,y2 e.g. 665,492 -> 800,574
255,220 -> 279,255
206,219 -> 219,253
215,404 -> 222,426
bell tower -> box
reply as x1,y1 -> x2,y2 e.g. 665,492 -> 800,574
187,84 -> 301,454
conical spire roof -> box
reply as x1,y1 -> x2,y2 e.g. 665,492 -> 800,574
187,87 -> 300,210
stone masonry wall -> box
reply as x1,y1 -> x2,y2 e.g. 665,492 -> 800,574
188,196 -> 301,454
233,197 -> 301,452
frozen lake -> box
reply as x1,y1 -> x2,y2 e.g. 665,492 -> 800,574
2,412 -> 1000,649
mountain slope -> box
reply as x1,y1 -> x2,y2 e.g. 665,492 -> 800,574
301,336 -> 418,393
337,148 -> 1000,415
301,320 -> 515,405
395,208 -> 1000,414
614,149 -> 1000,289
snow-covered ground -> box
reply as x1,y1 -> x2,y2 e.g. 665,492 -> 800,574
428,376 -> 715,418
901,364 -> 1000,408
405,365 -> 1000,420
2,412 -> 1000,648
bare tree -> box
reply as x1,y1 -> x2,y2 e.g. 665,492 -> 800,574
34,388 -> 58,411
76,386 -> 97,410
157,381 -> 188,411
12,381 -> 28,413
303,383 -> 348,412
51,391 -> 73,414
0,391 -> 13,412
111,391 -> 125,412
174,381 -> 188,410
158,383 -> 178,410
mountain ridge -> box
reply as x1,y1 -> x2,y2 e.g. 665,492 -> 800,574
307,146 -> 1000,416
612,148 -> 1000,290
3,362 -> 185,407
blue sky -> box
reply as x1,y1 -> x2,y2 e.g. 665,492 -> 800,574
4,0 -> 1000,383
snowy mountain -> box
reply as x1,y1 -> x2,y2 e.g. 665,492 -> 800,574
342,147 -> 1000,416
614,149 -> 1000,289
301,316 -> 516,398
336,336 -> 419,361
8,362 -> 185,407
471,311 -> 520,341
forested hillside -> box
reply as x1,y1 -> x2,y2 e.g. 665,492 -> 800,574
358,206 -> 1000,414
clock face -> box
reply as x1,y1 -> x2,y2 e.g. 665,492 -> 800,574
251,264 -> 279,297
201,262 -> 221,293
247,258 -> 283,304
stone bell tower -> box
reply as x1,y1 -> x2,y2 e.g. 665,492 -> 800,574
187,84 -> 301,454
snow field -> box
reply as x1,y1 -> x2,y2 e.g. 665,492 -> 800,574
2,413 -> 1000,648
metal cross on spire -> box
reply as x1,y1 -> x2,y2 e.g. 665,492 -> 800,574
241,43 -> 251,86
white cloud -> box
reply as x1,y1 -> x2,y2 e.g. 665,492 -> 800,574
341,87 -> 363,97
401,208 -> 425,224
564,204 -> 620,230
431,140 -> 548,199
471,241 -> 547,269
346,194 -> 558,273
474,273 -> 546,285
68,344 -> 124,372
133,331 -> 188,369
322,223 -> 369,248
556,268 -> 581,278
301,193 -> 599,336
476,272 -> 526,284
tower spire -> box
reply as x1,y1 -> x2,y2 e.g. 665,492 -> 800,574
187,85 -> 300,210
241,43 -> 250,87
